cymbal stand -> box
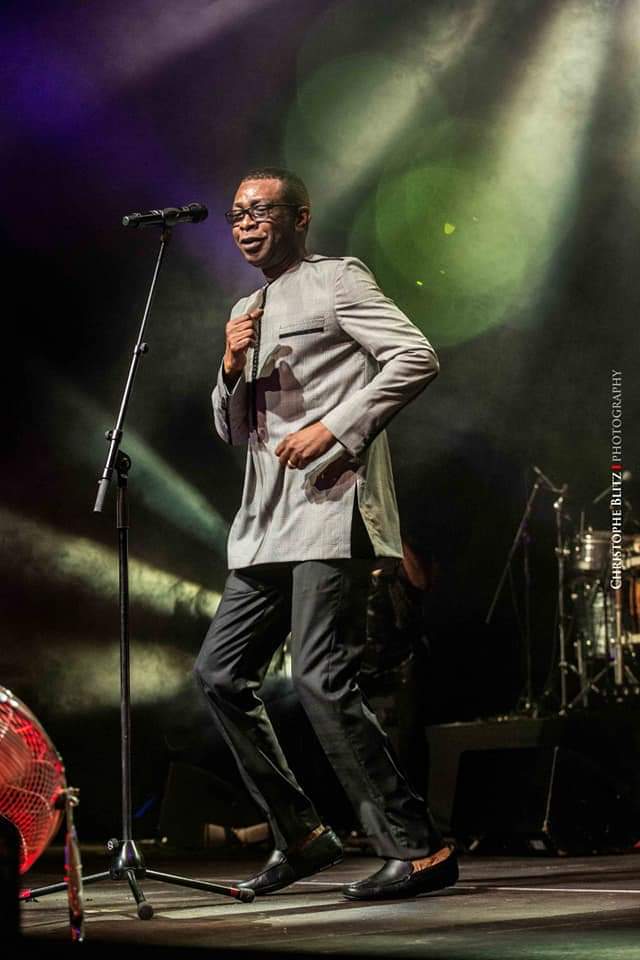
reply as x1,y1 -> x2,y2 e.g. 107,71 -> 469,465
553,484 -> 573,714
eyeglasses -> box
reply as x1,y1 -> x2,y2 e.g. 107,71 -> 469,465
224,202 -> 300,226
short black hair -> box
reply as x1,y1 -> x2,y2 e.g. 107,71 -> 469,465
239,167 -> 310,208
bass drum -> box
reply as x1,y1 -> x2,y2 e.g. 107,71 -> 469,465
623,567 -> 640,646
571,579 -> 612,659
572,571 -> 640,659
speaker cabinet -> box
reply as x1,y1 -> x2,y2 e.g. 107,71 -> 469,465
451,746 -> 627,854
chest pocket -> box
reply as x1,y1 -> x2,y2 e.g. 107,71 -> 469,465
278,315 -> 326,339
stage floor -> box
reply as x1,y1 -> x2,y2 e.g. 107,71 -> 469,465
21,846 -> 640,957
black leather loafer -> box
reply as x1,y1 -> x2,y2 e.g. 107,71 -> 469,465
342,845 -> 458,901
237,827 -> 343,895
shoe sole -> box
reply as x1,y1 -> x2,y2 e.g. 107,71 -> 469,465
342,878 -> 456,901
342,861 -> 459,901
258,854 -> 345,895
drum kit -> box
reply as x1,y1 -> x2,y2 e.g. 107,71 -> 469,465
568,524 -> 640,708
487,466 -> 639,715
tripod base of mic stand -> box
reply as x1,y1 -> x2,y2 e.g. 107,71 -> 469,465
21,838 -> 255,920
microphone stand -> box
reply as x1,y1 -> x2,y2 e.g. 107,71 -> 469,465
23,224 -> 254,919
486,475 -> 543,715
487,466 -> 568,717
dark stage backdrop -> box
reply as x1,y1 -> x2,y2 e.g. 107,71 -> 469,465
1,0 -> 639,837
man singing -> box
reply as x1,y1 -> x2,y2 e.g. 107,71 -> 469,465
194,167 -> 457,899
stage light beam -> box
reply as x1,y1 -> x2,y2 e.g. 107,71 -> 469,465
284,0 -> 494,219
44,376 -> 228,555
348,0 -> 613,347
0,507 -> 221,621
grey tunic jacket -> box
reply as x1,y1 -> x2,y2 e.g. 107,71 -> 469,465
212,254 -> 439,569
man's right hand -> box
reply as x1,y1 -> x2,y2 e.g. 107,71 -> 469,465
223,307 -> 263,380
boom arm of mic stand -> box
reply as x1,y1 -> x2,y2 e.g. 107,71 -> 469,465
93,227 -> 172,513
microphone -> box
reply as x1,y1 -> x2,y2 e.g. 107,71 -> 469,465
532,464 -> 566,494
122,202 -> 208,229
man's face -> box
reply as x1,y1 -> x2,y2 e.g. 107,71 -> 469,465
231,178 -> 306,271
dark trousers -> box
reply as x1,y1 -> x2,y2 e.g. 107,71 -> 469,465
194,558 -> 442,859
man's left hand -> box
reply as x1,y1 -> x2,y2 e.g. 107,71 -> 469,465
275,422 -> 336,469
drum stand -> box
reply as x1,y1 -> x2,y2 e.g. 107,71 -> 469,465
567,562 -> 639,711
553,485 -> 573,715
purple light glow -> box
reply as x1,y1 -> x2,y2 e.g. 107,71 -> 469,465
1,0 -> 282,139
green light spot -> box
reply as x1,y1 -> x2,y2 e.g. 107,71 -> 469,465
444,222 -> 456,234
349,163 -> 532,345
416,280 -> 424,286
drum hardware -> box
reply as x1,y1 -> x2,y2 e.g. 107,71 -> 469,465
553,483 -> 571,715
565,527 -> 640,710
487,466 -> 637,716
614,582 -> 624,686
570,529 -> 610,575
